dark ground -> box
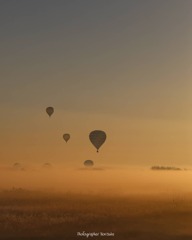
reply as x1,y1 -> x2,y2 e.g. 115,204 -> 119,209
0,190 -> 192,240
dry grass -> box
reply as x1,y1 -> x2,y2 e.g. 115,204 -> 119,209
0,189 -> 192,240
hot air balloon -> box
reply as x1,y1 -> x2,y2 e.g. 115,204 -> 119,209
84,160 -> 94,167
63,133 -> 70,143
46,107 -> 54,117
89,130 -> 106,152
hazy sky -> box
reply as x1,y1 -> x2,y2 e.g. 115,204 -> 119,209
1,0 -> 192,166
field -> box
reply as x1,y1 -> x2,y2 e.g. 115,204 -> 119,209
0,189 -> 192,240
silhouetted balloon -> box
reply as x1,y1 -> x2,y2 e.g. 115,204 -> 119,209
84,160 -> 94,167
46,107 -> 54,117
89,130 -> 106,152
63,133 -> 70,143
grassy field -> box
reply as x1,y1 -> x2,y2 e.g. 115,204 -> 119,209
0,189 -> 192,240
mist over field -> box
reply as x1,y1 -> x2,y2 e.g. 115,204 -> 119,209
0,165 -> 192,240
0,165 -> 192,195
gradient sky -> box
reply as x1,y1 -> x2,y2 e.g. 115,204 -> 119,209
1,0 -> 192,167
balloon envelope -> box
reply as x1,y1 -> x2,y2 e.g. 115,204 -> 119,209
46,107 -> 54,117
84,160 -> 94,167
63,133 -> 70,143
89,130 -> 106,152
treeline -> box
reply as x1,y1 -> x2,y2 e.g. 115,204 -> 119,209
151,166 -> 182,171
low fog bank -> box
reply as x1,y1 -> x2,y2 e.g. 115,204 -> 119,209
0,165 -> 192,196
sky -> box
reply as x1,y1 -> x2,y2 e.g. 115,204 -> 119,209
0,0 -> 192,167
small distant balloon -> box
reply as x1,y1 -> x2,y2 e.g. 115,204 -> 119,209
46,107 -> 54,117
89,130 -> 107,152
63,133 -> 70,143
84,160 -> 94,167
